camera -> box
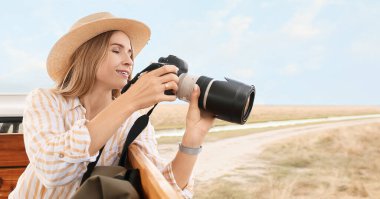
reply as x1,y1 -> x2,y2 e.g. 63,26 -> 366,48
122,55 -> 255,124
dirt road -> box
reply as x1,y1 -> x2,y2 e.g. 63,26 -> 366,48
157,118 -> 380,182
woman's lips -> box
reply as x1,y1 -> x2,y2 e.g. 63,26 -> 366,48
116,70 -> 129,79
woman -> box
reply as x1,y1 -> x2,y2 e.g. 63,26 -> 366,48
9,12 -> 214,199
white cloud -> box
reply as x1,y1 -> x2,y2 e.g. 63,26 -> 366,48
206,1 -> 254,61
0,40 -> 45,81
282,0 -> 328,39
222,15 -> 253,56
203,0 -> 247,38
283,22 -> 320,39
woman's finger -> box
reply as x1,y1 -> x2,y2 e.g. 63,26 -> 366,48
150,65 -> 178,77
163,81 -> 179,93
159,73 -> 179,84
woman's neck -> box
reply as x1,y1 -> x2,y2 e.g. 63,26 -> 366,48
79,87 -> 113,120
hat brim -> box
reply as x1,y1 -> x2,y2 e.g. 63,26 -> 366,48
47,18 -> 150,83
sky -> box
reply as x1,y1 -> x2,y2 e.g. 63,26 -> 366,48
0,0 -> 379,105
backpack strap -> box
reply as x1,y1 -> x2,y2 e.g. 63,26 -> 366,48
80,146 -> 105,185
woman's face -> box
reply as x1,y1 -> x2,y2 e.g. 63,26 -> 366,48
96,31 -> 133,90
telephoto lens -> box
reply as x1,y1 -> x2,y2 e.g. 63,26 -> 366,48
121,55 -> 255,124
158,55 -> 255,124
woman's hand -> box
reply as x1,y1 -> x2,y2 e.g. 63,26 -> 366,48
119,65 -> 179,111
182,84 -> 215,147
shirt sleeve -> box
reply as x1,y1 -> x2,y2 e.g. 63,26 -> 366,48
117,112 -> 194,199
22,89 -> 98,188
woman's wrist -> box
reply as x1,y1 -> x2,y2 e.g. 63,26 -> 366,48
181,130 -> 204,148
115,93 -> 138,116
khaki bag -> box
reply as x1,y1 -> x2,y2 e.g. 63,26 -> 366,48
72,166 -> 140,199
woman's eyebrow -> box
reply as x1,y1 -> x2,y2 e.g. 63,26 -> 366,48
111,43 -> 124,48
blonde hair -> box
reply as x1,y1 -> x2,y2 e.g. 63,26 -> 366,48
54,30 -> 133,99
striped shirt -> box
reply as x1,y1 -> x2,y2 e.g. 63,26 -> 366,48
9,88 -> 193,199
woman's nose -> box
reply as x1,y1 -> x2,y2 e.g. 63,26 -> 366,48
122,54 -> 134,67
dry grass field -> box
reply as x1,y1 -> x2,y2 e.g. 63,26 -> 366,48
194,122 -> 380,199
149,104 -> 380,130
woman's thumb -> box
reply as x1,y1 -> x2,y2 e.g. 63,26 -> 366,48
190,84 -> 200,107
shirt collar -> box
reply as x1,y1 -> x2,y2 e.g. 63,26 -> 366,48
68,96 -> 82,110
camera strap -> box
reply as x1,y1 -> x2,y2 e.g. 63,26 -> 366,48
118,103 -> 157,167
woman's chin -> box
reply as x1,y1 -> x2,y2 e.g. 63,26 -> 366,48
117,81 -> 128,90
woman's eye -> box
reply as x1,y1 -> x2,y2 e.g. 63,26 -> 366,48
112,48 -> 120,54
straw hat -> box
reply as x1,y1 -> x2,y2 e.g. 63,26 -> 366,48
47,12 -> 151,83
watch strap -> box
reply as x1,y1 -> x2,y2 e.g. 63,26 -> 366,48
178,143 -> 202,155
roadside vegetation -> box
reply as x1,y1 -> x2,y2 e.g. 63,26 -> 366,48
194,122 -> 380,199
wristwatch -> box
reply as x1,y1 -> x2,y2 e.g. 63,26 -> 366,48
178,143 -> 202,155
